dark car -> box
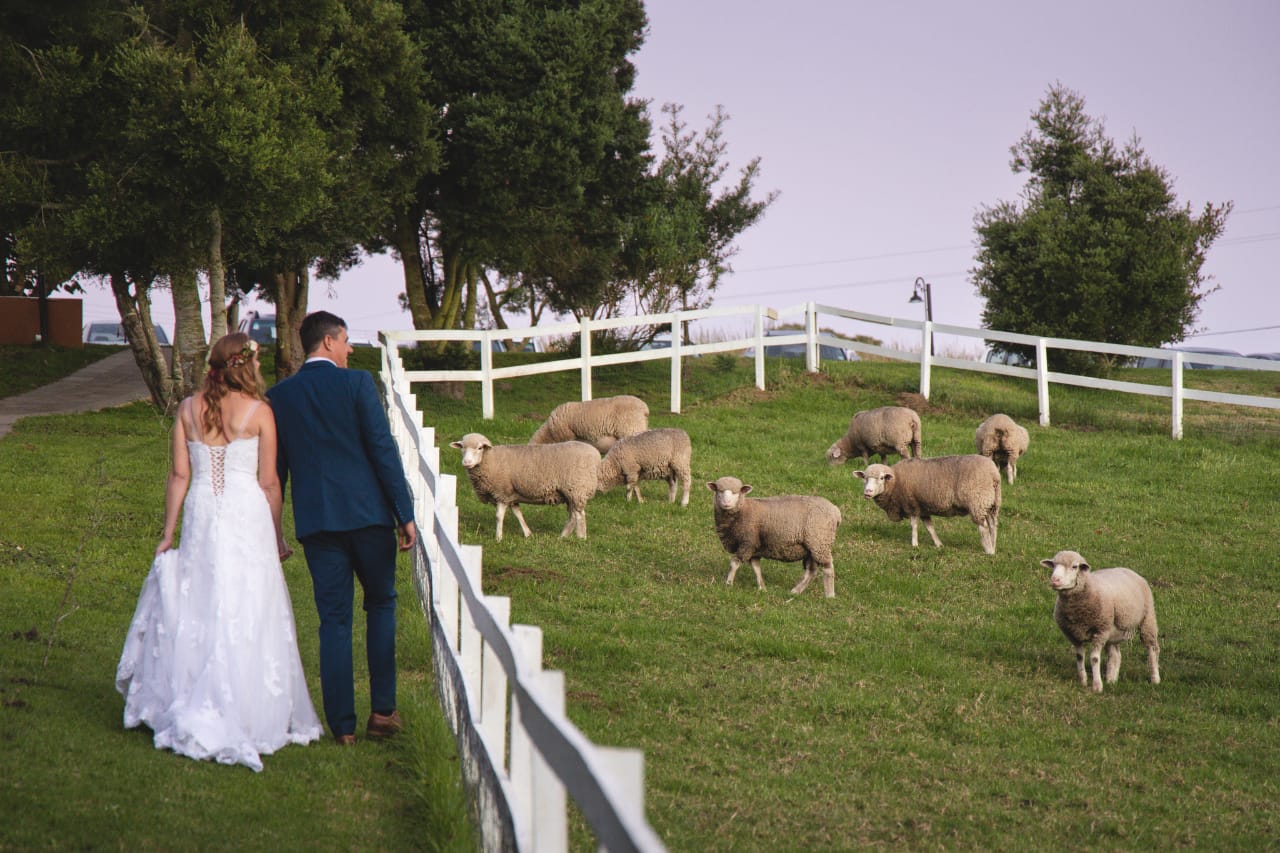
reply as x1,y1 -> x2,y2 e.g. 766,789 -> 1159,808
743,330 -> 856,362
239,312 -> 276,345
984,346 -> 1033,367
85,322 -> 169,345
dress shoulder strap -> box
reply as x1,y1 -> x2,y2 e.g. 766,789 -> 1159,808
179,396 -> 204,444
233,400 -> 263,440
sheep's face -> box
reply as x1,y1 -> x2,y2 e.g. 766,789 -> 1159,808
1043,550 -> 1090,591
825,443 -> 845,465
707,477 -> 750,511
854,464 -> 893,499
450,434 -> 492,469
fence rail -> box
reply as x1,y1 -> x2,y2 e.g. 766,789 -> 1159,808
379,344 -> 667,853
385,303 -> 1279,440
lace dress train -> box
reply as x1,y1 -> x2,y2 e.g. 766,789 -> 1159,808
116,424 -> 322,771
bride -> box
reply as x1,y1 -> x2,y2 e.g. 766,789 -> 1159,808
116,332 -> 322,771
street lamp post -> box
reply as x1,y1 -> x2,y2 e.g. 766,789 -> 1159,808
909,276 -> 934,354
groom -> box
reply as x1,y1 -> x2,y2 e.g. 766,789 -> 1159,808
268,311 -> 417,745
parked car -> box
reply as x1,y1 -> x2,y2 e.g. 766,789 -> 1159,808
742,329 -> 856,362
1246,352 -> 1280,361
1131,346 -> 1243,369
238,312 -> 276,345
84,322 -> 169,345
471,339 -> 507,352
984,346 -> 1033,367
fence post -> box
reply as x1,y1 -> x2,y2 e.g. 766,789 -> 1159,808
459,545 -> 485,700
530,669 -> 570,852
1171,352 -> 1184,440
481,331 -> 495,420
580,318 -> 593,402
509,624 -> 544,852
753,308 -> 767,390
669,312 -> 682,415
805,303 -> 818,373
479,595 -> 511,761
919,320 -> 932,400
1036,339 -> 1051,426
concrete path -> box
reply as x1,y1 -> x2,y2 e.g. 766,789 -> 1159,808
0,350 -> 153,440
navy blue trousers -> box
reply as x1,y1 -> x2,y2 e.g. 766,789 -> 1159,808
300,525 -> 398,737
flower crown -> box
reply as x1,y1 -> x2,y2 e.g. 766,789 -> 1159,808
224,339 -> 258,368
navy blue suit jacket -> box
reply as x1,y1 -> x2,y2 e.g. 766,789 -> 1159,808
267,360 -> 414,540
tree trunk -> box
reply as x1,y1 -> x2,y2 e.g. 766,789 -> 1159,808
434,249 -> 466,330
463,263 -> 478,330
393,210 -> 434,330
207,206 -> 228,340
480,271 -> 509,330
107,273 -> 176,411
273,266 -> 309,379
170,267 -> 208,398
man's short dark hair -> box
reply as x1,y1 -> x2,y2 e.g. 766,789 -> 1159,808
300,311 -> 347,356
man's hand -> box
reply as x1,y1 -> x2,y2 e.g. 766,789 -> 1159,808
398,520 -> 418,551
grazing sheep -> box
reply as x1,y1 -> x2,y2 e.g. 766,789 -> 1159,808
825,406 -> 922,466
597,428 -> 692,506
707,476 -> 842,598
975,413 -> 1030,484
450,433 -> 601,541
529,395 -> 649,453
854,455 -> 1001,554
1043,550 -> 1160,693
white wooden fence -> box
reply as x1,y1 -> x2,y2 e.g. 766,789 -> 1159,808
379,344 -> 667,853
384,301 -> 1280,440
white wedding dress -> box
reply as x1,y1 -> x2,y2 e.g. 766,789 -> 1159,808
116,402 -> 322,771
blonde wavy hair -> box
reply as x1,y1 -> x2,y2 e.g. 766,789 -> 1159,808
201,332 -> 265,437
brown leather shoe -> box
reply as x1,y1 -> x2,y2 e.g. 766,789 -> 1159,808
335,734 -> 357,746
366,710 -> 403,740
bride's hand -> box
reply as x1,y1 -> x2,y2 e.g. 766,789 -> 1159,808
156,534 -> 174,555
278,541 -> 294,561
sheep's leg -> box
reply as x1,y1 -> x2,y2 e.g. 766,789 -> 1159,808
509,504 -> 532,538
632,481 -> 644,504
791,559 -> 815,595
1007,458 -> 1017,484
679,472 -> 691,507
577,507 -> 587,538
750,559 -> 765,591
495,504 -> 507,542
1105,644 -> 1123,683
725,558 -> 741,586
922,516 -> 943,548
666,476 -> 678,503
909,516 -> 921,548
977,518 -> 996,555
1141,617 -> 1161,684
821,562 -> 836,598
1088,639 -> 1106,693
1073,645 -> 1088,687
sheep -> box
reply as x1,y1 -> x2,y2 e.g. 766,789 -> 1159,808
529,394 -> 649,453
707,476 -> 842,598
597,428 -> 692,506
1043,550 -> 1160,693
450,433 -> 601,541
854,455 -> 1001,554
975,413 -> 1030,484
825,406 -> 922,466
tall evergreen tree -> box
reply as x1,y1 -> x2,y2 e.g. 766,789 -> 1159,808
972,84 -> 1230,371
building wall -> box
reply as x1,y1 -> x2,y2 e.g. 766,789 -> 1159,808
0,297 -> 84,347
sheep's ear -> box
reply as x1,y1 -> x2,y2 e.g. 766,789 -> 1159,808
854,470 -> 867,480
1078,561 -> 1091,572
741,484 -> 753,495
706,481 -> 718,492
882,472 -> 894,482
481,438 -> 493,449
1039,559 -> 1055,570
449,440 -> 463,450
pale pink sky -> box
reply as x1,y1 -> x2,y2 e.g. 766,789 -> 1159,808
80,0 -> 1280,355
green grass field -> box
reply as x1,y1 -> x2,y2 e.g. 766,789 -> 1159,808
415,353 -> 1280,850
3,348 -> 1278,850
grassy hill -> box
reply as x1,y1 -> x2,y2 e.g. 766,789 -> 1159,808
2,349 -> 1277,849
417,354 -> 1279,850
